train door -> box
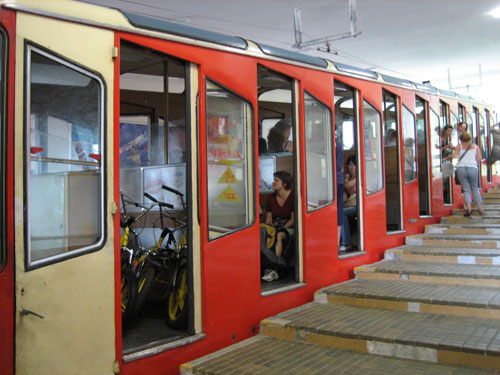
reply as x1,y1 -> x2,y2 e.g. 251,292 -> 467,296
257,65 -> 301,288
440,101 -> 452,204
334,80 -> 361,253
117,40 -> 198,357
382,90 -> 402,232
0,13 -> 12,375
16,13 -> 115,374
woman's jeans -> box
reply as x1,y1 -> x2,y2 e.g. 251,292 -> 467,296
456,166 -> 483,205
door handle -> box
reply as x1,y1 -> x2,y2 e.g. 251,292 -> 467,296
20,308 -> 45,319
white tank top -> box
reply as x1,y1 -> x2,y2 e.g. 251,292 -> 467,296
457,144 -> 478,169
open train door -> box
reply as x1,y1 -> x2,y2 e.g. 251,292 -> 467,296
13,10 -> 116,374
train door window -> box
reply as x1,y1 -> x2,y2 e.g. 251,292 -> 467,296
335,81 -> 360,253
206,80 -> 253,239
402,105 -> 417,183
451,111 -> 459,144
429,109 -> 441,177
363,100 -> 383,195
119,41 -> 193,354
415,97 -> 431,216
472,108 -> 479,146
26,45 -> 104,268
382,90 -> 402,232
458,103 -> 465,122
304,92 -> 333,211
257,65 -> 298,286
479,112 -> 486,159
440,101 -> 452,204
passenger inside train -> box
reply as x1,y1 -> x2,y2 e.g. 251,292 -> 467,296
340,155 -> 357,251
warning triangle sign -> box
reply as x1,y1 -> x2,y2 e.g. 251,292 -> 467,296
216,185 -> 241,202
218,167 -> 238,184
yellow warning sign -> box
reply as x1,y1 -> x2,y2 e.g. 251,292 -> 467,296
216,185 -> 241,202
218,167 -> 238,184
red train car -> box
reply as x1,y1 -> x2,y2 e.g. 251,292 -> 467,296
0,1 -> 497,374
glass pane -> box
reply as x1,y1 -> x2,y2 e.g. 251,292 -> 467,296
402,106 -> 417,183
27,47 -> 103,265
363,100 -> 383,194
206,80 -> 252,239
304,92 -> 333,210
429,109 -> 441,176
450,111 -> 458,144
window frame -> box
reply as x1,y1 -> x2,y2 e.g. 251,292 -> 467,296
204,77 -> 255,241
303,90 -> 334,212
24,43 -> 107,270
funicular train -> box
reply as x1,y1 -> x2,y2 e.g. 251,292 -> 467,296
0,1 -> 497,374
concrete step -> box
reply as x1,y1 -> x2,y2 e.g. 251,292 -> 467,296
180,335 -> 498,375
425,223 -> 500,235
315,278 -> 500,320
259,303 -> 500,370
406,233 -> 500,248
452,207 -> 500,216
355,260 -> 500,287
443,215 -> 500,225
385,244 -> 500,265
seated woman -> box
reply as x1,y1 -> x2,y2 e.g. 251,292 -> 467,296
341,155 -> 356,250
265,171 -> 294,258
267,120 -> 293,153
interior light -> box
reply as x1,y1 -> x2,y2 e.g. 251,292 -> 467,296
490,6 -> 500,18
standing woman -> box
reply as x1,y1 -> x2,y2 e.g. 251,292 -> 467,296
444,132 -> 485,216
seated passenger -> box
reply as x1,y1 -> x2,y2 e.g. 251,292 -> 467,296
265,171 -> 294,257
267,120 -> 293,153
341,155 -> 356,250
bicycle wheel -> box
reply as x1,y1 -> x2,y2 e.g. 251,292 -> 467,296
166,266 -> 188,329
121,267 -> 137,326
134,264 -> 156,315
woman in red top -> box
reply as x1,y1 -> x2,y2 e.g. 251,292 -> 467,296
265,171 -> 294,257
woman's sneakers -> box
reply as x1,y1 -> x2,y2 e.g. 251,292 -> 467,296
262,269 -> 279,282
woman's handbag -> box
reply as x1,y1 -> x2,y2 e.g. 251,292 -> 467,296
442,160 -> 453,178
454,144 -> 473,185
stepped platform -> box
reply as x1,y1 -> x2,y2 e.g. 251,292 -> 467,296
181,188 -> 500,374
355,260 -> 500,287
315,278 -> 500,319
385,244 -> 500,264
259,303 -> 500,369
180,335 -> 497,375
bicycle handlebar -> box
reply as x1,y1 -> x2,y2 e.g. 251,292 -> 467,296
162,184 -> 184,197
144,192 -> 174,209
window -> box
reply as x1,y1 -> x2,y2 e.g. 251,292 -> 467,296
26,46 -> 105,268
363,100 -> 383,194
206,80 -> 253,239
304,92 -> 333,210
429,109 -> 441,176
402,105 -> 417,183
